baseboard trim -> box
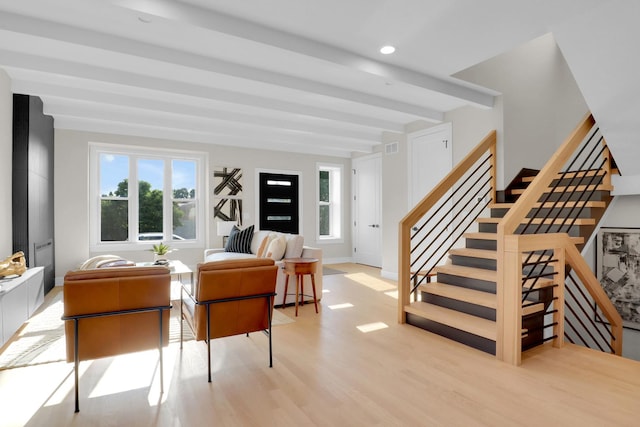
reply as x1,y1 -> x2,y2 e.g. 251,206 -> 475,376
323,257 -> 353,265
381,270 -> 398,281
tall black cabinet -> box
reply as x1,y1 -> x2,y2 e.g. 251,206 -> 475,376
12,94 -> 55,294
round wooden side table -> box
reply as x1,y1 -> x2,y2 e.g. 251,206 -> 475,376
282,258 -> 319,316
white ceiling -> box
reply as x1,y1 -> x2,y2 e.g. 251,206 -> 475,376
1,0 -> 634,161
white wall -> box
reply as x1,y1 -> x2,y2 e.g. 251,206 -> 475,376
447,103 -> 502,185
380,131 -> 407,278
54,129 -> 351,279
454,33 -> 588,188
0,69 -> 11,256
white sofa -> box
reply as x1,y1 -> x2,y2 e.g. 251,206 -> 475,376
204,229 -> 323,307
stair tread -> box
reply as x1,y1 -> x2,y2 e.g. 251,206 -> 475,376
434,264 -> 497,282
405,301 -> 497,341
436,263 -> 559,287
511,183 -> 613,195
523,277 -> 555,289
449,247 -> 553,263
476,217 -> 596,225
489,200 -> 606,209
521,169 -> 606,182
449,247 -> 496,260
522,302 -> 546,316
463,232 -> 498,241
463,232 -> 584,245
419,281 -> 497,308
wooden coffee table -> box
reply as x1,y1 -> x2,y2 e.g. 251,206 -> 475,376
282,258 -> 319,316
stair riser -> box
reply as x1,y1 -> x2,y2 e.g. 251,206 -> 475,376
406,313 -> 496,355
465,238 -> 496,250
546,176 -> 604,187
478,223 -> 582,235
436,273 -> 496,293
522,264 -> 555,279
421,293 -> 496,321
450,255 -> 496,270
490,208 -> 508,218
491,207 -> 601,219
527,207 -> 596,219
538,190 -> 609,202
522,312 -> 549,351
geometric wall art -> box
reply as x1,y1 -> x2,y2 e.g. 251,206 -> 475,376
213,166 -> 242,197
213,167 -> 243,225
214,198 -> 243,225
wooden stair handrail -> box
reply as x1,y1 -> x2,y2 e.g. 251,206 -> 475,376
497,112 -> 597,362
564,239 -> 623,355
398,130 -> 497,323
498,112 -> 595,236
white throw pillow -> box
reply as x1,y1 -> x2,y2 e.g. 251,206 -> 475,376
265,235 -> 287,260
284,234 -> 304,259
78,254 -> 122,270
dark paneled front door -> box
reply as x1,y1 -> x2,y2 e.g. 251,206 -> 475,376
259,172 -> 299,234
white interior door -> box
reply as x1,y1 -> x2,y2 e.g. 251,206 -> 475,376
353,154 -> 382,267
409,124 -> 453,270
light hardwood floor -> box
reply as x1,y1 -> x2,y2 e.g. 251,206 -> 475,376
1,263 -> 639,426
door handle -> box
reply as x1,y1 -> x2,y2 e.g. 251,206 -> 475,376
368,224 -> 376,227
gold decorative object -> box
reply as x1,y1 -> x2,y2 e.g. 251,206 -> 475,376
0,251 -> 27,277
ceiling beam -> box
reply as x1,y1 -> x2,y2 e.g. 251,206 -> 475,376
0,11 -> 444,121
114,0 -> 495,108
54,116 -> 364,158
13,80 -> 387,141
43,99 -> 378,151
1,52 -> 406,131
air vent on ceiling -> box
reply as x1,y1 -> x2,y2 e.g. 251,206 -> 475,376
385,141 -> 399,155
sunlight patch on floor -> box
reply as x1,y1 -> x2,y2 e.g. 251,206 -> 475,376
322,289 -> 331,293
344,272 -> 395,292
356,322 -> 388,333
328,303 -> 354,310
384,290 -> 398,299
45,362 -> 86,407
89,350 -> 162,399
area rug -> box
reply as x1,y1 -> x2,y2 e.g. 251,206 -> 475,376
0,292 -> 66,370
0,295 -> 295,371
323,266 -> 347,276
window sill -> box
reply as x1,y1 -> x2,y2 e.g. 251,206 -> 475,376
316,237 -> 344,245
90,240 -> 204,253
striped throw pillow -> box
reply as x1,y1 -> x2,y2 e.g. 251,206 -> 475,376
224,225 -> 254,254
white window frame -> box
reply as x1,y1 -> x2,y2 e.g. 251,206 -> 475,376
316,163 -> 343,243
89,143 -> 207,252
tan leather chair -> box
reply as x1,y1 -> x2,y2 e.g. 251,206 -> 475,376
62,266 -> 171,412
181,258 -> 278,382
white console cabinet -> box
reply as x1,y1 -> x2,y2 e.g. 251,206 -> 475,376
0,267 -> 45,348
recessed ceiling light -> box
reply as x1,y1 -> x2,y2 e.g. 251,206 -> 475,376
380,45 -> 396,55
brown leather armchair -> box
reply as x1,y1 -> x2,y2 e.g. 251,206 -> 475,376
62,266 -> 171,412
180,258 -> 278,382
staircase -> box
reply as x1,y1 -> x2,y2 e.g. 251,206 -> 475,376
405,170 -> 612,355
398,113 -> 624,364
